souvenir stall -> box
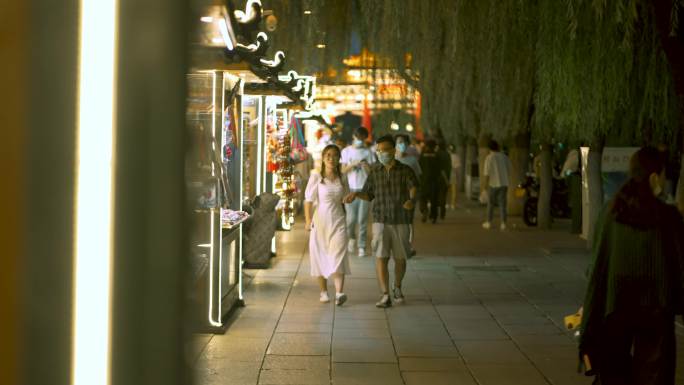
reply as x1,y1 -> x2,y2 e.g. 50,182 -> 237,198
186,70 -> 250,333
239,71 -> 316,262
185,1 -> 271,331
186,0 -> 317,328
240,89 -> 296,261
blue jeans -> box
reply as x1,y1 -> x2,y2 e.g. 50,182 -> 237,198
345,198 -> 369,248
487,186 -> 508,224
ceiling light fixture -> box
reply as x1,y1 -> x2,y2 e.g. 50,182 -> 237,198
200,16 -> 213,23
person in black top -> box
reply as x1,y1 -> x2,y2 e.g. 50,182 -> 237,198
580,147 -> 684,385
418,139 -> 448,224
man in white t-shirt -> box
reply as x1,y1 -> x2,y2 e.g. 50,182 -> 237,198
482,140 -> 512,230
341,127 -> 375,256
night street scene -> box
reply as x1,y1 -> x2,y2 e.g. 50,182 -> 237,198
3,1 -> 684,385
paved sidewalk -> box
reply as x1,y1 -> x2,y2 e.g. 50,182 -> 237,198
194,204 -> 684,385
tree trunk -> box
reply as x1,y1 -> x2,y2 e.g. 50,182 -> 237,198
586,136 -> 605,247
653,2 -> 684,214
457,138 -> 467,193
464,137 -> 478,200
537,143 -> 553,229
507,131 -> 531,216
477,134 -> 491,199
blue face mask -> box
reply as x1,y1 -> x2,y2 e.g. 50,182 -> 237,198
377,152 -> 394,165
397,143 -> 407,153
353,139 -> 364,148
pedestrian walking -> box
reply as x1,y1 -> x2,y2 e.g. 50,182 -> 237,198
396,134 -> 421,256
395,134 -> 422,178
344,135 -> 418,308
579,147 -> 684,385
447,143 -> 462,209
481,140 -> 512,230
341,127 -> 375,257
304,145 -> 351,306
418,140 -> 448,224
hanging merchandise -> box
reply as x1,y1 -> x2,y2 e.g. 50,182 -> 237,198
266,113 -> 281,173
289,116 -> 308,164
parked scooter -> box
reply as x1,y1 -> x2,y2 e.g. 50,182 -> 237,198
516,175 -> 571,226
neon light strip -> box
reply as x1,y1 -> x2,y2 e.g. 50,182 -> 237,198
72,0 -> 118,384
255,97 -> 263,195
207,72 -> 221,327
208,209 -> 220,327
238,94 -> 245,301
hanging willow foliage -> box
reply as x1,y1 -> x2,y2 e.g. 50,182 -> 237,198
255,0 -> 680,146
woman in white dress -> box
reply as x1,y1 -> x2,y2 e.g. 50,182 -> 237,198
304,144 -> 351,305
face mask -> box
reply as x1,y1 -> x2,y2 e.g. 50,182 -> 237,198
377,152 -> 394,165
397,143 -> 407,153
353,139 -> 364,148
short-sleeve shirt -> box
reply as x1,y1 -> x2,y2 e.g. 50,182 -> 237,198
483,151 -> 512,188
361,162 -> 419,224
341,146 -> 375,191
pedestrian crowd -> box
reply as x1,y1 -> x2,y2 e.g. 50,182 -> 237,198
304,125 -> 684,385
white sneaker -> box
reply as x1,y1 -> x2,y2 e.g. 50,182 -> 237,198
375,293 -> 392,308
482,221 -> 491,230
500,223 -> 507,231
358,247 -> 366,257
320,291 -> 330,303
335,293 -> 348,306
347,239 -> 356,253
393,287 -> 405,304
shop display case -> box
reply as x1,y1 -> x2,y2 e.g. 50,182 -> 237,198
186,71 -> 247,332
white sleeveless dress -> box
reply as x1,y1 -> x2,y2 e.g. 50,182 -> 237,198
305,172 -> 351,278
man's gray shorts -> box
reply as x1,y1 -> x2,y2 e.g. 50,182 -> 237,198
371,223 -> 411,260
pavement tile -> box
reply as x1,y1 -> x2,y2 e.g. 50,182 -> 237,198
446,318 -> 510,340
332,338 -> 397,363
198,207 -> 684,385
200,336 -> 270,362
456,341 -> 529,364
398,357 -> 465,371
267,333 -> 331,356
333,318 -> 389,329
435,304 -> 493,320
195,361 -> 261,385
394,341 -> 461,358
258,369 -> 329,385
501,322 -> 565,337
333,327 -> 392,339
262,355 -> 330,370
276,321 -> 333,334
402,370 -> 478,385
468,364 -> 549,385
332,363 -> 403,385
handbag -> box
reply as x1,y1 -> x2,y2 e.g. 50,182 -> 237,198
290,117 -> 309,164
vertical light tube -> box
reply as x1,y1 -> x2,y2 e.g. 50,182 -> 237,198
208,72 -> 222,327
238,96 -> 245,300
72,0 -> 118,384
255,96 -> 263,195
207,210 -> 221,326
